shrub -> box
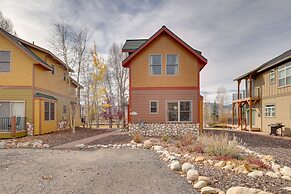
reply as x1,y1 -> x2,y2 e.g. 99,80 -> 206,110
161,134 -> 170,142
133,133 -> 143,143
247,158 -> 271,170
198,133 -> 241,157
180,133 -> 195,146
185,144 -> 204,154
213,155 -> 233,161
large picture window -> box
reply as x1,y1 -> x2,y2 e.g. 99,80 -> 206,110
278,62 -> 291,87
167,101 -> 191,122
45,102 -> 55,121
150,55 -> 162,75
0,51 -> 10,72
265,104 -> 275,117
166,54 -> 178,75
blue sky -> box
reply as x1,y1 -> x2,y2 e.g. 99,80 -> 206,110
1,0 -> 291,103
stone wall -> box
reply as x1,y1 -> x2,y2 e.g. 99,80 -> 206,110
126,123 -> 199,137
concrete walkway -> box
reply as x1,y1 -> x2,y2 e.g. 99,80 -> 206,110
54,130 -> 124,149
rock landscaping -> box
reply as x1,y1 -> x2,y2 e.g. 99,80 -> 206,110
0,139 -> 49,149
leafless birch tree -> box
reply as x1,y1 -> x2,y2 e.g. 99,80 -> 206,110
0,10 -> 17,35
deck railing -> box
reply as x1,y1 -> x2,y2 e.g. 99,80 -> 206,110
0,117 -> 26,132
232,88 -> 260,101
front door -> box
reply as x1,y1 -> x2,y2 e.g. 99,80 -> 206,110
247,108 -> 255,127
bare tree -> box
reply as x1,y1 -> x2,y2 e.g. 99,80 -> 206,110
107,43 -> 129,128
0,10 -> 17,35
48,21 -> 76,133
216,87 -> 228,122
203,93 -> 211,126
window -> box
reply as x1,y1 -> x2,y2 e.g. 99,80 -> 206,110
150,55 -> 162,75
270,69 -> 275,84
0,51 -> 10,72
265,104 -> 275,117
278,62 -> 291,87
44,102 -> 55,120
167,101 -> 192,122
64,73 -> 67,81
63,105 -> 67,114
51,65 -> 55,75
150,101 -> 158,114
166,54 -> 178,75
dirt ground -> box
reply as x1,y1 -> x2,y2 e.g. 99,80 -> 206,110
19,127 -> 112,147
0,149 -> 197,194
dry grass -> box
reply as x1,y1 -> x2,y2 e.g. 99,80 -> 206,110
198,133 -> 241,157
180,133 -> 195,146
161,134 -> 170,142
247,158 -> 271,170
133,133 -> 143,143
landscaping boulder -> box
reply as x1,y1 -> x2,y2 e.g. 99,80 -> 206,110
186,169 -> 199,181
214,161 -> 226,168
170,161 -> 181,171
75,144 -> 86,149
153,145 -> 164,152
198,176 -> 211,184
194,180 -> 207,190
182,162 -> 194,172
201,186 -> 219,194
195,156 -> 205,162
0,141 -> 6,149
265,171 -> 280,178
143,140 -> 153,149
226,187 -> 262,194
282,175 -> 291,181
281,166 -> 291,177
247,170 -> 264,178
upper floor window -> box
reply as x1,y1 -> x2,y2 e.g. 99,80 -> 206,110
265,104 -> 275,117
278,62 -> 291,87
0,51 -> 10,72
270,69 -> 275,84
44,102 -> 55,121
149,101 -> 158,114
150,55 -> 161,75
166,54 -> 178,75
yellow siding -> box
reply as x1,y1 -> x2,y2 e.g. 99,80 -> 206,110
34,99 -> 40,135
130,33 -> 199,87
0,33 -> 33,86
0,89 -> 33,122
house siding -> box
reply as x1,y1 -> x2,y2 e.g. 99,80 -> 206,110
131,89 -> 199,123
130,32 -> 199,88
0,89 -> 33,122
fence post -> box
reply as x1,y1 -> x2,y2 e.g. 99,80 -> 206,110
11,116 -> 16,137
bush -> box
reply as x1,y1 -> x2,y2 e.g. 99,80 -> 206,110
180,133 -> 195,146
247,158 -> 271,170
161,134 -> 170,142
198,134 -> 241,157
133,133 -> 143,143
185,144 -> 204,154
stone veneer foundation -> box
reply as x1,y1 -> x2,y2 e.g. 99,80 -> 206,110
126,123 -> 199,137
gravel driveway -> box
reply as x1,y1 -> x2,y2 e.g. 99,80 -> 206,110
0,149 -> 197,194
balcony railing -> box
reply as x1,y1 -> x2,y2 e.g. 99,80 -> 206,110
233,88 -> 260,101
0,117 -> 26,132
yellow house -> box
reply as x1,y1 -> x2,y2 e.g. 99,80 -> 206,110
0,28 -> 82,138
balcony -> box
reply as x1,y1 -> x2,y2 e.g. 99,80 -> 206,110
232,88 -> 260,102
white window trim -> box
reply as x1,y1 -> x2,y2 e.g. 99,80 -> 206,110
149,54 -> 162,76
166,53 -> 179,76
0,50 -> 11,73
265,104 -> 275,118
0,100 -> 25,117
149,100 -> 159,114
270,69 -> 275,84
166,100 -> 192,122
278,62 -> 291,88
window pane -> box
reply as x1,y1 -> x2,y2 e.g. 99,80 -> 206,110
0,102 -> 10,117
287,76 -> 291,85
44,102 -> 50,120
50,103 -> 55,120
151,107 -> 157,113
167,65 -> 178,75
151,55 -> 161,65
286,67 -> 291,77
150,101 -> 158,113
168,102 -> 178,121
151,65 -> 161,75
0,51 -> 10,62
279,78 -> 285,87
180,101 -> 191,111
180,112 -> 190,121
278,69 -> 285,79
167,54 -> 177,65
0,62 -> 10,72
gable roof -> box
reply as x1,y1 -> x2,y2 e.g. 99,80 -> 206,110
122,26 -> 208,69
0,28 -> 52,71
122,39 -> 147,52
234,49 -> 291,81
